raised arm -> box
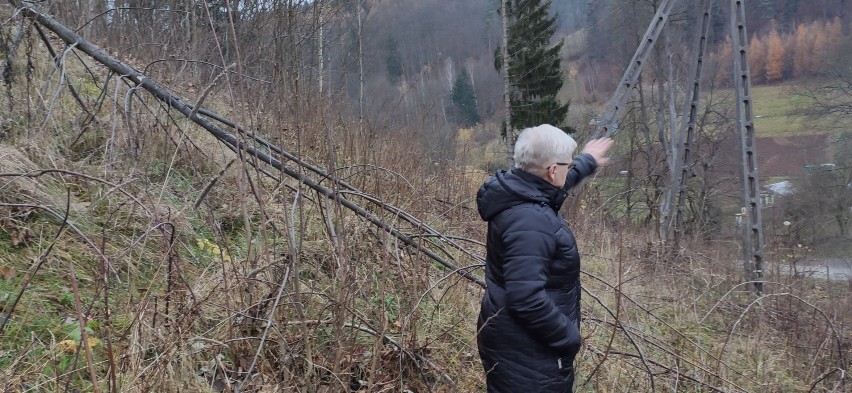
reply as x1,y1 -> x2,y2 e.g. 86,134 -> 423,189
564,137 -> 614,190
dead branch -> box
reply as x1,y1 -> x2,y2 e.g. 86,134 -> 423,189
188,62 -> 234,121
343,322 -> 457,388
582,270 -> 756,384
0,168 -> 153,217
143,58 -> 272,84
1,14 -> 25,87
0,190 -> 70,333
808,367 -> 847,392
719,292 -> 846,374
234,263 -> 292,393
586,346 -> 734,392
66,246 -> 101,393
0,202 -> 119,281
193,159 -> 236,209
33,23 -> 96,122
581,287 -> 654,389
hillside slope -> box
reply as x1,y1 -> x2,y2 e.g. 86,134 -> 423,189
1,3 -> 850,393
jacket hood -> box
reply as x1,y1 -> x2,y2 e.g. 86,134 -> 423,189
476,168 -> 568,221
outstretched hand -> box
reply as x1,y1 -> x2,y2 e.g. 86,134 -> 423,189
581,138 -> 614,166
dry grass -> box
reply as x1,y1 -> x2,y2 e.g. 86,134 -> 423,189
566,221 -> 851,392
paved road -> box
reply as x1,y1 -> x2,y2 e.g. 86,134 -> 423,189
775,259 -> 852,281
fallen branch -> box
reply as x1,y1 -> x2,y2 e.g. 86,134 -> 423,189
343,322 -> 457,389
808,367 -> 846,392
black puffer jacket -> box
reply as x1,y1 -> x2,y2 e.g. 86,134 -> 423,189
476,154 -> 597,393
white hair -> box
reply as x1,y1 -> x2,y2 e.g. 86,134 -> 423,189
513,124 -> 577,174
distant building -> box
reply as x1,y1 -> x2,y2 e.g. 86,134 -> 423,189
766,181 -> 794,195
804,163 -> 837,172
761,181 -> 794,208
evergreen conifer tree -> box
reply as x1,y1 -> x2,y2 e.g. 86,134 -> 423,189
451,70 -> 480,126
496,0 -> 571,138
384,38 -> 403,85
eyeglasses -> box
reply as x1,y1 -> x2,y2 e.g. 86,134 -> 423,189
554,162 -> 574,170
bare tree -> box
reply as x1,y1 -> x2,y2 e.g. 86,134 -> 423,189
501,0 -> 513,159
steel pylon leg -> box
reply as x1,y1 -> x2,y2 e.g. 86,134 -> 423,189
730,0 -> 765,295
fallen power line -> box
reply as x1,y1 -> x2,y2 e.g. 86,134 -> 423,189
15,4 -> 486,288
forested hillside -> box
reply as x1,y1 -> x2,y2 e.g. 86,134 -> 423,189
1,0 -> 850,392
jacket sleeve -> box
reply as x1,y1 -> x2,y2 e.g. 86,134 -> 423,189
500,216 -> 581,353
564,153 -> 599,190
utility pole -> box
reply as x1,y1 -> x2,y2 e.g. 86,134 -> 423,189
674,0 -> 714,249
581,0 -> 765,295
730,0 -> 766,294
568,0 -> 676,214
591,0 -> 677,139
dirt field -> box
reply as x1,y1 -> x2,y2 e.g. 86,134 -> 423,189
756,134 -> 833,177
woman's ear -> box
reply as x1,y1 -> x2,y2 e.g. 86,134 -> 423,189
545,164 -> 556,182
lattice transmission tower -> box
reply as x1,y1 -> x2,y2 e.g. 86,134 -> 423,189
590,0 -> 765,294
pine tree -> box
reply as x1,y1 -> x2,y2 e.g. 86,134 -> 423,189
496,0 -> 571,138
384,37 -> 403,85
451,70 -> 480,126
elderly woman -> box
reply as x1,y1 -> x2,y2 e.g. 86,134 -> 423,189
476,124 -> 613,392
